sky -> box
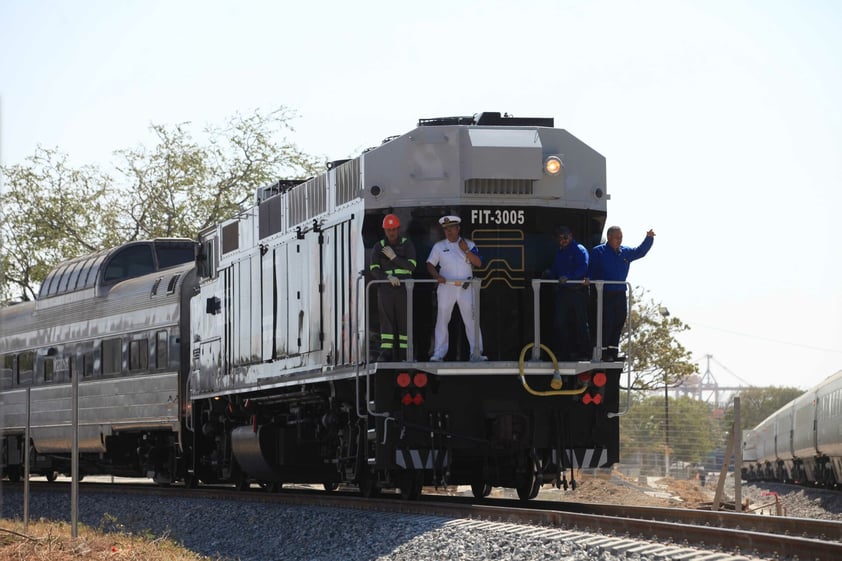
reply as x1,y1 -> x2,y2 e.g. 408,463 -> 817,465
2,0 -> 841,391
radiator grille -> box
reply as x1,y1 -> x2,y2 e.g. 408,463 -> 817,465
307,175 -> 327,217
464,178 -> 533,195
336,159 -> 360,205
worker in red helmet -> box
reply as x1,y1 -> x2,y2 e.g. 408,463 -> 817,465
369,213 -> 417,362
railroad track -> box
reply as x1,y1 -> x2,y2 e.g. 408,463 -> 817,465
10,481 -> 842,559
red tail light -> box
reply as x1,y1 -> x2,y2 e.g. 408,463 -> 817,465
593,372 -> 607,387
577,372 -> 592,383
592,393 -> 603,405
413,372 -> 428,388
397,372 -> 411,388
582,393 -> 593,405
401,393 -> 413,406
413,393 -> 424,406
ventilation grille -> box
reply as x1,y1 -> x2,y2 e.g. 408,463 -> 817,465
336,158 -> 360,205
289,175 -> 328,226
288,184 -> 307,226
464,178 -> 534,195
306,175 -> 327,217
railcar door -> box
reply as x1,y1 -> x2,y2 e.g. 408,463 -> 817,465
287,240 -> 309,355
321,219 -> 355,366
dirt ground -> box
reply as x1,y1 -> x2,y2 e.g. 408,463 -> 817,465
450,469 -> 720,507
539,470 -> 717,508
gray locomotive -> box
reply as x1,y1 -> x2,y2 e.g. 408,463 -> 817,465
1,112 -> 625,499
742,369 -> 842,486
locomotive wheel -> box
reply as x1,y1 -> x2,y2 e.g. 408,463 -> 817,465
6,468 -> 21,483
183,474 -> 199,489
323,482 -> 339,492
398,471 -> 423,501
259,481 -> 283,493
235,473 -> 250,491
358,471 -> 380,498
470,481 -> 492,498
45,470 -> 59,482
515,459 -> 541,501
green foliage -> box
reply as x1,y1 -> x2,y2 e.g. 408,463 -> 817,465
0,107 -> 322,301
1,148 -> 122,301
724,385 -> 804,430
628,287 -> 698,390
620,393 -> 721,466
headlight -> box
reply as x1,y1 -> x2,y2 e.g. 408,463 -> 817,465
544,155 -> 563,176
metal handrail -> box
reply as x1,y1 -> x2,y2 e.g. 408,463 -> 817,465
530,279 -> 633,417
364,278 -> 479,364
359,276 -> 635,417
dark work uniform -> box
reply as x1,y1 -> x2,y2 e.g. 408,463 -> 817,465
588,235 -> 653,359
549,239 -> 590,360
369,237 -> 417,360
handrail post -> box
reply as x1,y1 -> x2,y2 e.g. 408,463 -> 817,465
593,281 -> 604,361
405,280 -> 415,362
472,279 -> 481,356
531,279 -> 542,361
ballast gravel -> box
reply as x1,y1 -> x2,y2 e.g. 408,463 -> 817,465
1,488 -> 624,561
3,483 -> 841,560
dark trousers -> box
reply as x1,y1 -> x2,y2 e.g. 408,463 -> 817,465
601,291 -> 628,357
377,286 -> 408,359
554,288 -> 591,360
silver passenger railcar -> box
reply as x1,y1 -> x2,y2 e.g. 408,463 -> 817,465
742,369 -> 842,486
0,239 -> 196,483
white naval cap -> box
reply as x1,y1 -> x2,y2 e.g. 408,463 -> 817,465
438,215 -> 462,227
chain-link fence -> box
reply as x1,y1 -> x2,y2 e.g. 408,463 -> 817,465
615,391 -> 733,483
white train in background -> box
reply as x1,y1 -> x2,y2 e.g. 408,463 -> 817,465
742,370 -> 842,486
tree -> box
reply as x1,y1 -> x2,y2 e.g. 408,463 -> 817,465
621,394 -> 720,469
0,107 -> 322,302
0,148 -> 122,301
627,287 -> 698,390
723,386 -> 804,431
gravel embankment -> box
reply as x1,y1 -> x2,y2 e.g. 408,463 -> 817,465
0,488 -> 620,561
2,482 -> 841,560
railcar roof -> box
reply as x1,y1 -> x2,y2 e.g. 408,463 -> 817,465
37,238 -> 196,299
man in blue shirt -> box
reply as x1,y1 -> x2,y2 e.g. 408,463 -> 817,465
547,226 -> 591,360
588,226 -> 655,361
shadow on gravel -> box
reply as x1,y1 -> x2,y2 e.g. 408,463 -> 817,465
1,487 -> 452,561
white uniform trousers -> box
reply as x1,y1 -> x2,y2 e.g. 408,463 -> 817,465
433,283 -> 483,358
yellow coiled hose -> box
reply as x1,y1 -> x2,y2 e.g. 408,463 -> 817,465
518,343 -> 589,397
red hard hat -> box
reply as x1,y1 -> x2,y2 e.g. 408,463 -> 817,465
382,214 -> 400,229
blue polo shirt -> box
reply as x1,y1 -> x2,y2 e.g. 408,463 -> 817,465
588,236 -> 654,292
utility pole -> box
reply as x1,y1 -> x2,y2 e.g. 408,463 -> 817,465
660,307 -> 671,477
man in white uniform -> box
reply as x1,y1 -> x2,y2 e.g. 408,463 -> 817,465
426,215 -> 487,362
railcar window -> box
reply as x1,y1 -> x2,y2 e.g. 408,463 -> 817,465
156,330 -> 168,368
222,222 -> 239,253
65,260 -> 85,291
103,245 -> 155,284
84,253 -> 108,288
82,351 -> 95,377
47,263 -> 71,296
129,339 -> 149,371
43,358 -> 54,382
102,338 -> 122,374
18,351 -> 34,385
1,355 -> 13,388
156,244 -> 195,269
